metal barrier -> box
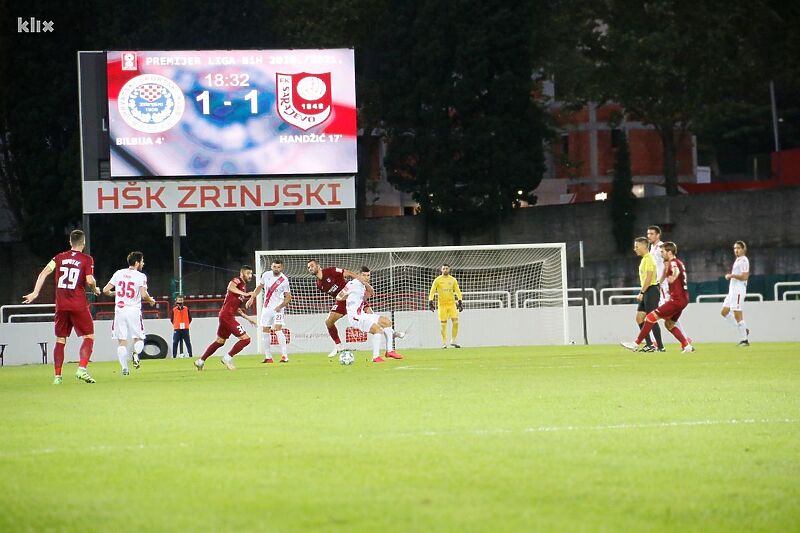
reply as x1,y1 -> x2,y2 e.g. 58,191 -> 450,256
9,313 -> 56,322
782,290 -> 800,301
600,287 -> 640,305
462,291 -> 511,308
522,297 -> 589,308
696,293 -> 764,303
514,288 -> 596,308
608,294 -> 639,305
774,282 -> 800,301
463,299 -> 503,309
1,304 -> 55,323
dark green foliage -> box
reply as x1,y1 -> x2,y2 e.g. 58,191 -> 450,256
609,130 -> 635,254
372,1 -> 547,240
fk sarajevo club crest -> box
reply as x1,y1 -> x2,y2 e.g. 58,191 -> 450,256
117,74 -> 185,134
276,72 -> 332,131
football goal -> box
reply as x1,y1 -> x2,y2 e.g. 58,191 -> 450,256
254,244 -> 568,354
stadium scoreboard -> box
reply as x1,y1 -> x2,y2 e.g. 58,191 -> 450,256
78,49 -> 357,213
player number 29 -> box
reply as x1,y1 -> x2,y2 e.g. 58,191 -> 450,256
57,267 -> 80,290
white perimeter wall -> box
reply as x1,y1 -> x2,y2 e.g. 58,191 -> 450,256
0,302 -> 797,366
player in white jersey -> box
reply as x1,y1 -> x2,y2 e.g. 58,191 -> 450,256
335,266 -> 404,363
647,225 -> 691,349
102,251 -> 157,374
248,259 -> 292,363
721,241 -> 750,346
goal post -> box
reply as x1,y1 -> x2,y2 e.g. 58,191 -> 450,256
254,244 -> 569,355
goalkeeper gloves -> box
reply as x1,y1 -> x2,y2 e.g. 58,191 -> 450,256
456,300 -> 464,312
428,300 -> 436,312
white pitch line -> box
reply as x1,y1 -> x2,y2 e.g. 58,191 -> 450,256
0,442 -> 188,459
362,418 -> 799,439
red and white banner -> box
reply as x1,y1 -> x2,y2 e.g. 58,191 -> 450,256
83,177 -> 355,213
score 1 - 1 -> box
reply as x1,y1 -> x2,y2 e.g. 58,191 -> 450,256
195,90 -> 258,115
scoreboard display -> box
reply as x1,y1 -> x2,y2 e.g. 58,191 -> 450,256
106,49 -> 357,178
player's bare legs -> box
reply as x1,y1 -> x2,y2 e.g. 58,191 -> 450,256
325,311 -> 346,357
368,316 -> 403,362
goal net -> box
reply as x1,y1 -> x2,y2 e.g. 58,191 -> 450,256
254,244 -> 568,354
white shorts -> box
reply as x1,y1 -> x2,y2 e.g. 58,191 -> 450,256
112,307 -> 145,340
348,312 -> 379,334
658,281 -> 669,305
723,290 -> 746,311
260,308 -> 286,329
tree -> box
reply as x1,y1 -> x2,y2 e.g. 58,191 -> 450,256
548,0 -> 798,195
609,129 -> 635,253
368,0 -> 547,241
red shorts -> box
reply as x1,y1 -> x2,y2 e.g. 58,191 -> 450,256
54,307 -> 94,338
330,300 -> 346,316
217,315 -> 245,339
655,300 -> 687,322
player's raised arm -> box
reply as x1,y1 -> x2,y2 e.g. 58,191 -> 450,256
227,279 -> 251,297
342,268 -> 359,279
22,262 -> 56,303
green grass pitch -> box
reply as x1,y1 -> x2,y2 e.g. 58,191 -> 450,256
1,343 -> 798,532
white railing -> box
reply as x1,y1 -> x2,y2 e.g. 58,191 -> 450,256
8,313 -> 55,322
1,304 -> 55,323
774,282 -> 800,301
462,299 -> 503,309
514,288 -> 596,308
462,291 -> 511,308
782,290 -> 800,301
522,297 -> 590,308
600,287 -> 640,305
608,295 -> 639,305
696,293 -> 764,303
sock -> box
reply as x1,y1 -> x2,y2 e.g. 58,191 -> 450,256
670,326 -> 689,348
263,332 -> 272,358
133,340 -> 144,355
636,321 -> 655,344
383,327 -> 394,352
79,338 -> 93,368
440,322 -> 447,343
676,319 -> 691,340
724,313 -> 738,327
229,338 -> 250,356
327,325 -> 341,344
372,333 -> 381,358
117,346 -> 129,371
451,320 -> 459,343
53,342 -> 65,376
737,320 -> 748,341
651,323 -> 663,349
639,322 -> 653,347
202,341 -> 223,361
276,330 -> 287,357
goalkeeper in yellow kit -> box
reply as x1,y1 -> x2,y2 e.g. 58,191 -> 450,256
428,264 -> 464,348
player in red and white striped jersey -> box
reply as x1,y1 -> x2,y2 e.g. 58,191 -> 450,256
102,251 -> 157,375
23,230 -> 100,384
335,266 -> 403,363
249,259 -> 292,363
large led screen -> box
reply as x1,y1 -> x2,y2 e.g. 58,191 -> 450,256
107,49 -> 357,178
